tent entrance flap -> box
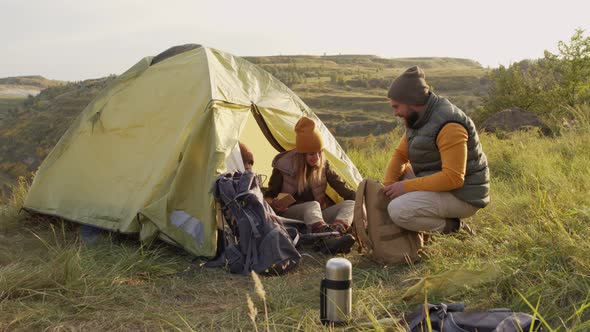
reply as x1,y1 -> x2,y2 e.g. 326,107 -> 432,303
251,104 -> 285,153
235,110 -> 279,186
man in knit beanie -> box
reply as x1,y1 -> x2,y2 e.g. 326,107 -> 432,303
383,66 -> 489,237
388,66 -> 430,105
387,66 -> 430,127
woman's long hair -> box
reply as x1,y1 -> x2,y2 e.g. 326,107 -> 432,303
294,151 -> 325,194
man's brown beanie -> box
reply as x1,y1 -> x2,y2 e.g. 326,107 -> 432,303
387,66 -> 430,105
295,117 -> 324,153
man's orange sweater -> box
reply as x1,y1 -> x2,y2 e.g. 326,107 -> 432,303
383,123 -> 468,192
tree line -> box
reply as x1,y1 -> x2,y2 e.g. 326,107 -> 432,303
480,29 -> 590,122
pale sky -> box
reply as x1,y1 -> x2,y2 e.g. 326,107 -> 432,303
1,0 -> 589,81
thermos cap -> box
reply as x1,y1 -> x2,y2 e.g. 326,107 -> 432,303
325,257 -> 352,281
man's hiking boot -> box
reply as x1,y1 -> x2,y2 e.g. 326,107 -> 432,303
317,234 -> 355,255
441,218 -> 460,234
442,218 -> 476,237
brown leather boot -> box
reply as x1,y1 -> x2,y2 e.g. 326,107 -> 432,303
311,221 -> 333,233
442,218 -> 476,236
330,220 -> 349,235
318,234 -> 356,255
442,218 -> 461,234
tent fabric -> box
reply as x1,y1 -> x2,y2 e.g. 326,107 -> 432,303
24,46 -> 363,257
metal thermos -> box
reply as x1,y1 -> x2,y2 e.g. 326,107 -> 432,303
320,257 -> 352,325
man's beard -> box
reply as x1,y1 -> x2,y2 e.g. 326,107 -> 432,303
405,109 -> 420,127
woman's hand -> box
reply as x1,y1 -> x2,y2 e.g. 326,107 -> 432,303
271,198 -> 288,213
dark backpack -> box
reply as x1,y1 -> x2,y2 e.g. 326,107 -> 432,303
209,171 -> 301,275
403,302 -> 543,332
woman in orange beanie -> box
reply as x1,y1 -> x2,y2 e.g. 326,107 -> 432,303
264,117 -> 356,248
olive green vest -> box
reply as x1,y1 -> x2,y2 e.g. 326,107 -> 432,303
406,93 -> 490,208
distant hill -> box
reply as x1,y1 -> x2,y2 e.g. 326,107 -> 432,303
0,76 -> 66,127
245,54 -> 488,135
0,55 -> 488,194
0,75 -> 64,98
0,75 -> 63,88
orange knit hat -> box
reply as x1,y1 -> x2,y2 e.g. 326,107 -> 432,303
295,117 -> 324,153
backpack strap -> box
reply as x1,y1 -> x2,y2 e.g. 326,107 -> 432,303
205,202 -> 242,269
216,176 -> 237,205
405,303 -> 465,332
242,205 -> 262,239
215,202 -> 224,230
237,171 -> 256,194
242,232 -> 254,275
352,179 -> 373,251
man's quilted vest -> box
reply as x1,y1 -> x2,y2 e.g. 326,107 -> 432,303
406,93 -> 490,208
271,150 -> 328,207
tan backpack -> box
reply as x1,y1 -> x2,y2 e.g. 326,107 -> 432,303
352,179 -> 423,264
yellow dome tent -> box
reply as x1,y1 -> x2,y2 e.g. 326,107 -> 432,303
24,45 -> 362,257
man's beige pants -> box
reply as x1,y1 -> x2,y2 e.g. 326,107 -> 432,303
280,200 -> 355,230
387,191 -> 479,232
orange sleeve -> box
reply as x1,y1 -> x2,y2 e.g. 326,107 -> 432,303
383,134 -> 409,186
402,123 -> 467,192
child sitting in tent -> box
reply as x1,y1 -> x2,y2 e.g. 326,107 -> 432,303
263,117 -> 356,254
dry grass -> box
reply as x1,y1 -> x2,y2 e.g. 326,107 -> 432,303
1,107 -> 590,331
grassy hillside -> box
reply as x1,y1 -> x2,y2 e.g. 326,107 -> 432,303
0,54 -> 587,330
1,110 -> 588,331
246,55 -> 487,135
0,76 -> 65,147
0,98 -> 23,112
0,98 -> 22,133
0,77 -> 115,194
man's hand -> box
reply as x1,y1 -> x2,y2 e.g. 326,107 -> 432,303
383,181 -> 406,199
